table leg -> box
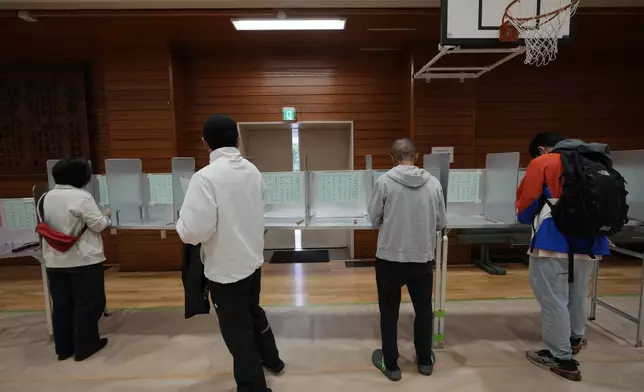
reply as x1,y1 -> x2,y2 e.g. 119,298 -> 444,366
439,235 -> 448,344
589,259 -> 600,321
636,258 -> 644,348
433,231 -> 442,348
472,244 -> 507,275
36,256 -> 54,341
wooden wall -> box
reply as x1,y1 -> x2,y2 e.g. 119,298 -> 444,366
177,50 -> 409,258
1,10 -> 643,269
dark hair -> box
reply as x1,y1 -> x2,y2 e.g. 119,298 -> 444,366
390,138 -> 417,162
52,157 -> 92,189
203,114 -> 238,151
528,132 -> 566,158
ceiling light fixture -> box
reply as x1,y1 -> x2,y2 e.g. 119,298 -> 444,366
232,18 -> 346,31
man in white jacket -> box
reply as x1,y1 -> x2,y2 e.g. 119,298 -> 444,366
177,114 -> 284,392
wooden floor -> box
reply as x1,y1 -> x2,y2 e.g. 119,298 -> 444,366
0,261 -> 642,311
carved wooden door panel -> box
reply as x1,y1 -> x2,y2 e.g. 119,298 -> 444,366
0,66 -> 90,177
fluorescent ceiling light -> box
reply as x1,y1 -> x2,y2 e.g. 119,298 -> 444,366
232,19 -> 346,31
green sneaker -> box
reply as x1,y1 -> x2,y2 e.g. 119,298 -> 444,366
418,350 -> 436,376
371,349 -> 402,382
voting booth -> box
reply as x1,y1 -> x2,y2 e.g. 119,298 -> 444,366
308,170 -> 372,228
0,197 -> 39,254
103,158 -> 196,229
262,171 -> 307,228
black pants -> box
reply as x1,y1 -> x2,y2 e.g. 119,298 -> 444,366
375,258 -> 434,370
47,263 -> 106,358
208,268 -> 281,392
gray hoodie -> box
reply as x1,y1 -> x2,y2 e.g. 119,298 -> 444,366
368,165 -> 447,263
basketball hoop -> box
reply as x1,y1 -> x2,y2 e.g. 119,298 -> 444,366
500,0 -> 580,66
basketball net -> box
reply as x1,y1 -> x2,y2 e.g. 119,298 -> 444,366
500,0 -> 580,66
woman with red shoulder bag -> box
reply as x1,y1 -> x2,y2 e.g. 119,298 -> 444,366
37,157 -> 111,362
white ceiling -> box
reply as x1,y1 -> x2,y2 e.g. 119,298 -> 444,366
0,0 -> 641,10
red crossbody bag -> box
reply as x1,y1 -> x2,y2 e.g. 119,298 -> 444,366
35,192 -> 87,253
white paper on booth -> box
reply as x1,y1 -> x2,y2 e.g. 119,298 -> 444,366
149,174 -> 173,205
180,177 -> 191,193
97,175 -> 109,206
447,171 -> 481,203
318,172 -> 359,203
518,170 -> 526,186
3,200 -> 37,230
24,201 -> 37,228
262,173 -> 302,204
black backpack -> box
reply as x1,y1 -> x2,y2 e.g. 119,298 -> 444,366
534,144 -> 629,282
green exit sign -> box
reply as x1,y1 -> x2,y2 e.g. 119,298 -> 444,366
282,107 -> 296,122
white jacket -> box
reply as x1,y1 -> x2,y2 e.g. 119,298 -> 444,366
40,186 -> 111,268
176,147 -> 266,284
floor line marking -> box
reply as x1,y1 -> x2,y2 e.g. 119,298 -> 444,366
1,294 -> 639,314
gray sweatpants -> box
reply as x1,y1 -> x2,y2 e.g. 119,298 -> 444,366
529,257 -> 594,360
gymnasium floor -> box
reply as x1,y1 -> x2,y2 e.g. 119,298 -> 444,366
1,262 -> 643,391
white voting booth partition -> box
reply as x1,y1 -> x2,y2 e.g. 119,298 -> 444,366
172,158 -> 196,223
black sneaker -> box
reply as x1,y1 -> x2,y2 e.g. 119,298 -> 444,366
526,350 -> 582,382
371,349 -> 402,382
75,338 -> 108,362
571,338 -> 587,356
418,350 -> 436,376
57,352 -> 73,361
264,359 -> 285,374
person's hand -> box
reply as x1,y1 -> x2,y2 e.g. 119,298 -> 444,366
104,208 -> 111,217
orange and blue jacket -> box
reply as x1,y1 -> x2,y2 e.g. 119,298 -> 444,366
515,153 -> 610,256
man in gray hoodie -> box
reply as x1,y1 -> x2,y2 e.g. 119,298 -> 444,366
367,138 -> 447,382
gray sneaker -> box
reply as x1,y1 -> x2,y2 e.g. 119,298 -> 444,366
418,351 -> 436,376
371,349 -> 402,382
526,350 -> 582,382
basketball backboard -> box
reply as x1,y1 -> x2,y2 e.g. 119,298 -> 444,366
442,0 -> 574,45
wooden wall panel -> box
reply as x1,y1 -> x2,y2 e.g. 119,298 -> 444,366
103,50 -> 176,172
475,59 -> 644,167
101,49 -> 182,271
181,51 -> 409,258
414,79 -> 476,168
